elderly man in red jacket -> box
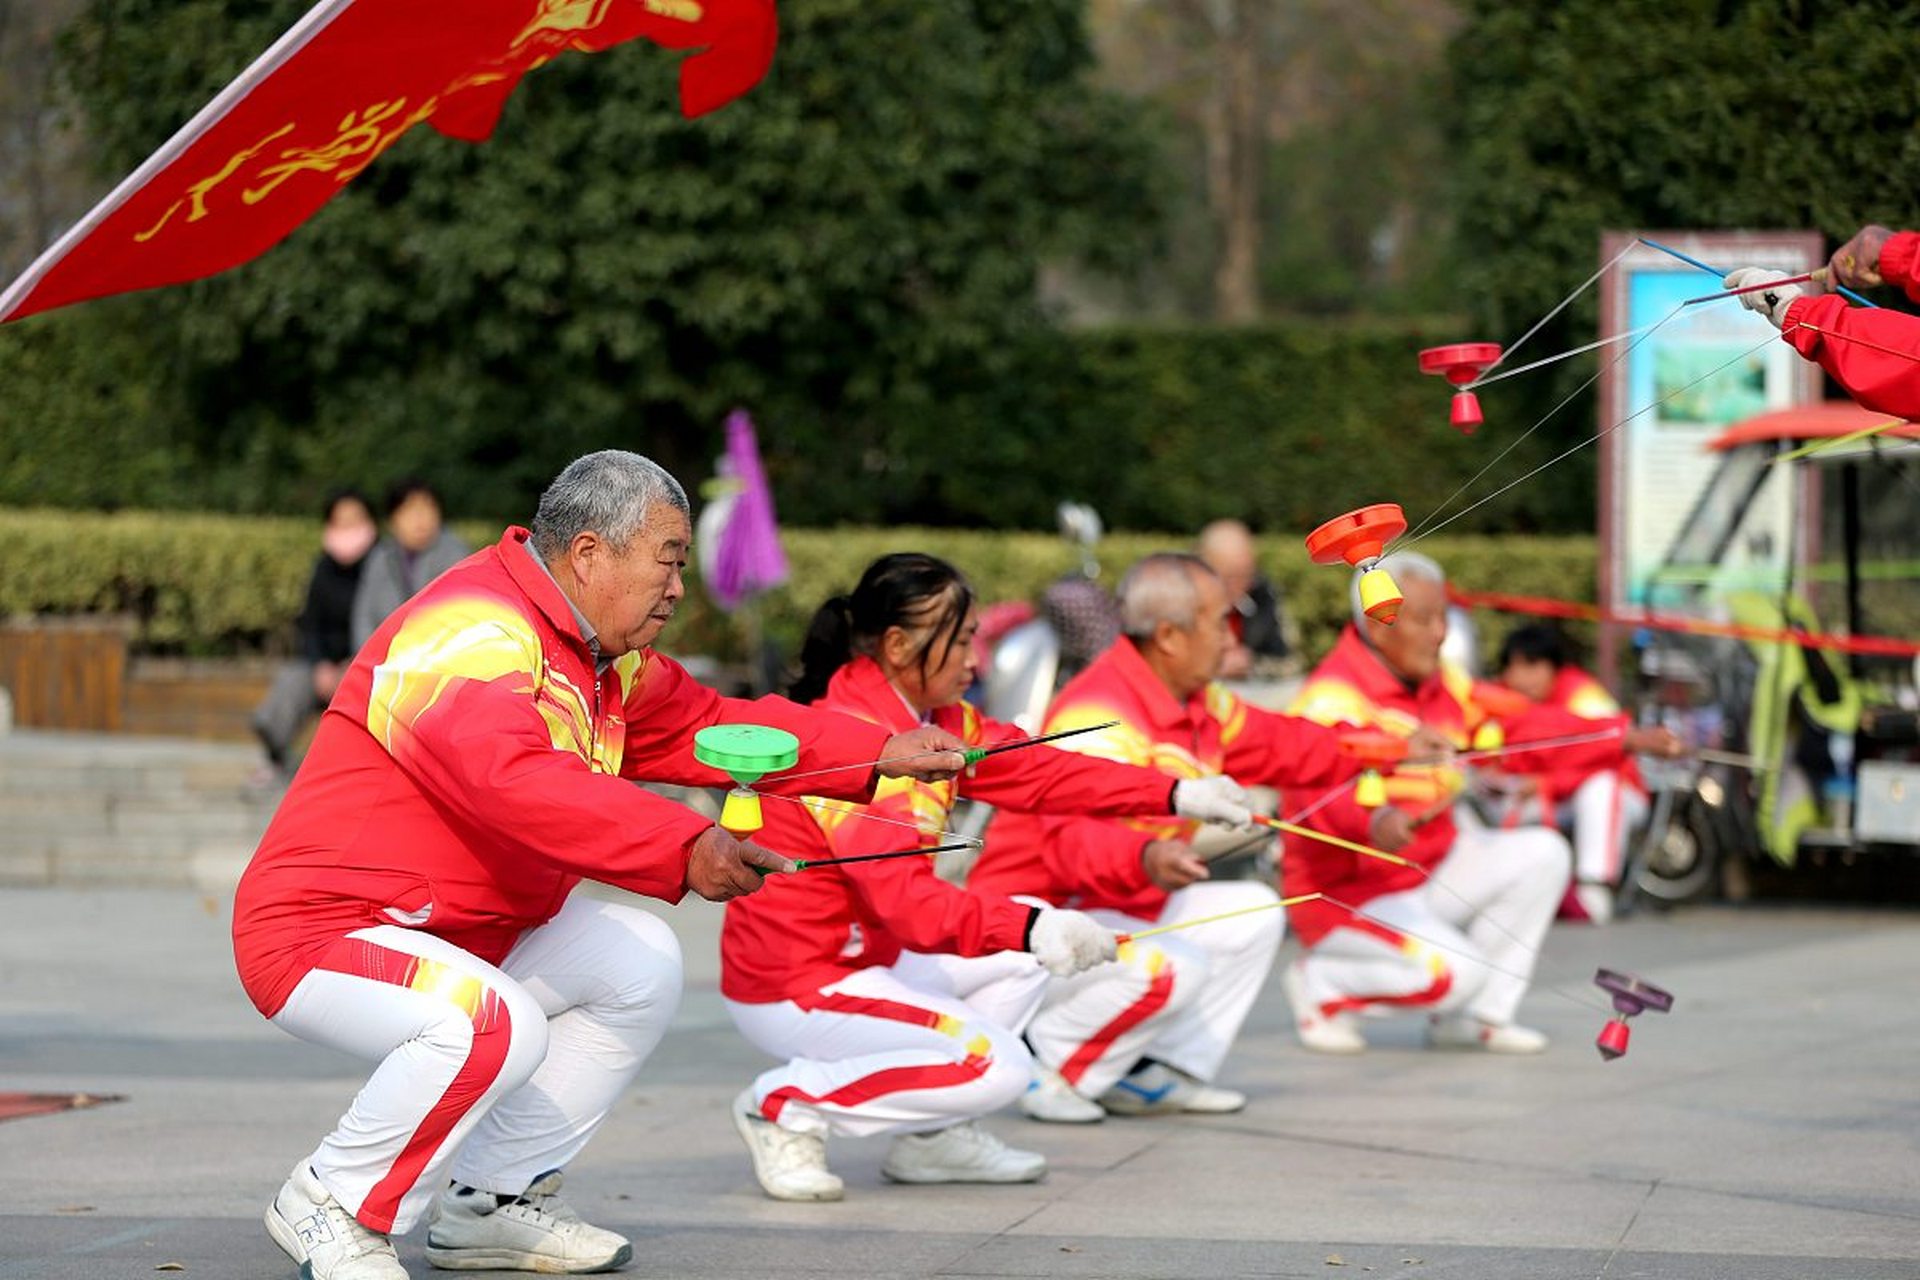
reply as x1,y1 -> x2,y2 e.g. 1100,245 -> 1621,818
1282,552 -> 1570,1056
234,450 -> 966,1280
971,553 -> 1371,1122
1724,224 -> 1920,419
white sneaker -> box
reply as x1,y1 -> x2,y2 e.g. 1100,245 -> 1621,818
1428,1015 -> 1550,1055
424,1170 -> 631,1272
1098,1062 -> 1247,1116
1575,882 -> 1616,925
1283,961 -> 1366,1054
264,1162 -> 406,1280
730,1089 -> 844,1202
880,1121 -> 1046,1184
1019,1067 -> 1106,1124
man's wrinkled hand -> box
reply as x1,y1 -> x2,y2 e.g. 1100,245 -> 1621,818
1368,806 -> 1416,854
686,826 -> 795,902
1624,725 -> 1685,759
1406,725 -> 1456,763
879,726 -> 969,782
1829,224 -> 1893,290
1142,839 -> 1210,893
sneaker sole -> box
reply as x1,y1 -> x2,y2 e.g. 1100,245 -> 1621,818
1018,1100 -> 1106,1125
730,1101 -> 844,1202
262,1204 -> 313,1278
880,1162 -> 1047,1185
423,1242 -> 633,1273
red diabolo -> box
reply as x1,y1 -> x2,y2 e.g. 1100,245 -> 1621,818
1336,729 -> 1409,769
1304,504 -> 1408,570
1592,968 -> 1674,1062
1418,342 -> 1502,435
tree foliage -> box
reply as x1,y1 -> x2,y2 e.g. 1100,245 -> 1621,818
6,0 -> 1162,520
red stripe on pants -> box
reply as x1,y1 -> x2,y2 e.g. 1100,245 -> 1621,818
1059,961 -> 1175,1087
312,937 -> 516,1234
1318,919 -> 1454,1017
761,989 -> 991,1123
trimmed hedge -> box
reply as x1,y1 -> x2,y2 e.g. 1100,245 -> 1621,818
0,508 -> 1596,668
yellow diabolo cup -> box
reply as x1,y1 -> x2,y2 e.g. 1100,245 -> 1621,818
692,724 -> 800,838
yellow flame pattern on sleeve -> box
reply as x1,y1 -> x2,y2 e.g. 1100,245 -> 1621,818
365,595 -> 542,760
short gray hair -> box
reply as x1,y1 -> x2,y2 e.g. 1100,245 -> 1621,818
1117,553 -> 1215,639
530,450 -> 690,559
1351,550 -> 1444,627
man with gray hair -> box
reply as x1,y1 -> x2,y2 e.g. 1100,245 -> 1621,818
1281,551 -> 1571,1055
234,450 -> 969,1280
971,553 -> 1365,1122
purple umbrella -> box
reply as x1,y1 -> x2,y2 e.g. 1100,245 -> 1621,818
708,409 -> 789,612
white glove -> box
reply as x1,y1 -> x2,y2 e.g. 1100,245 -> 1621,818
1172,774 -> 1255,828
1722,267 -> 1802,328
1029,909 -> 1119,978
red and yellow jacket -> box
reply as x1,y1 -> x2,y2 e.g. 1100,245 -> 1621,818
1782,231 -> 1920,420
1489,666 -> 1640,809
1282,626 -> 1481,945
969,638 -> 1354,919
719,655 -> 1186,1005
232,528 -> 890,1017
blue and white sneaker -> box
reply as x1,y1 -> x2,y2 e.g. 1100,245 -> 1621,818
1099,1063 -> 1247,1116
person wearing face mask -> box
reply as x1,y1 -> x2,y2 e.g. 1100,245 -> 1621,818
349,478 -> 473,653
234,452 -> 975,1280
720,553 -> 1257,1203
251,489 -> 380,777
1279,552 -> 1572,1056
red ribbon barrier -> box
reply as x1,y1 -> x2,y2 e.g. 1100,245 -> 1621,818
1447,587 -> 1920,660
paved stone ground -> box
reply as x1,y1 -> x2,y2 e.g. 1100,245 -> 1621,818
3,886 -> 1919,1279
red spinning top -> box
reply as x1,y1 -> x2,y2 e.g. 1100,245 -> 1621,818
1305,504 -> 1408,569
1418,342 -> 1502,435
1337,729 -> 1409,769
1470,681 -> 1533,721
1593,968 -> 1674,1062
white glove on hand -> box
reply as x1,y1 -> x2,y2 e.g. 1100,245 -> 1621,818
1172,774 -> 1255,828
1722,267 -> 1802,328
1029,909 -> 1119,978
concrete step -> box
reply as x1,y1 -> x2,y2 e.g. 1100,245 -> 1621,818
0,731 -> 277,889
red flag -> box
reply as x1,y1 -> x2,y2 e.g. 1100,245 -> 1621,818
0,0 -> 776,324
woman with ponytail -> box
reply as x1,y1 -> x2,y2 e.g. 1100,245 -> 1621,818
722,553 -> 1255,1202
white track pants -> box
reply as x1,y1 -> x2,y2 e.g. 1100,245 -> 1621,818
270,894 -> 682,1234
1509,771 -> 1648,886
1291,823 -> 1568,1027
1026,881 -> 1282,1098
726,950 -> 1048,1139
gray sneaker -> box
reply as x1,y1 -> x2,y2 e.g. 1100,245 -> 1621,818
264,1162 -> 406,1280
424,1170 -> 631,1273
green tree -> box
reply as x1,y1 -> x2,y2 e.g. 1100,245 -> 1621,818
12,0 -> 1161,520
1447,0 -> 1920,519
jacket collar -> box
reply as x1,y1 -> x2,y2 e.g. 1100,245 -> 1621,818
1096,637 -> 1205,733
824,656 -> 926,732
1330,624 -> 1436,704
497,527 -> 602,666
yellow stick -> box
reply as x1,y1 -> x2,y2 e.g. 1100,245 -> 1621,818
1254,815 -> 1419,869
1115,893 -> 1323,943
1771,417 -> 1907,464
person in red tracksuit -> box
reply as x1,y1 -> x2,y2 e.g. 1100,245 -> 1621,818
720,553 -> 1255,1203
233,452 -> 971,1280
972,553 -> 1381,1124
1724,224 -> 1920,418
1491,625 -> 1684,925
1281,553 -> 1571,1057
